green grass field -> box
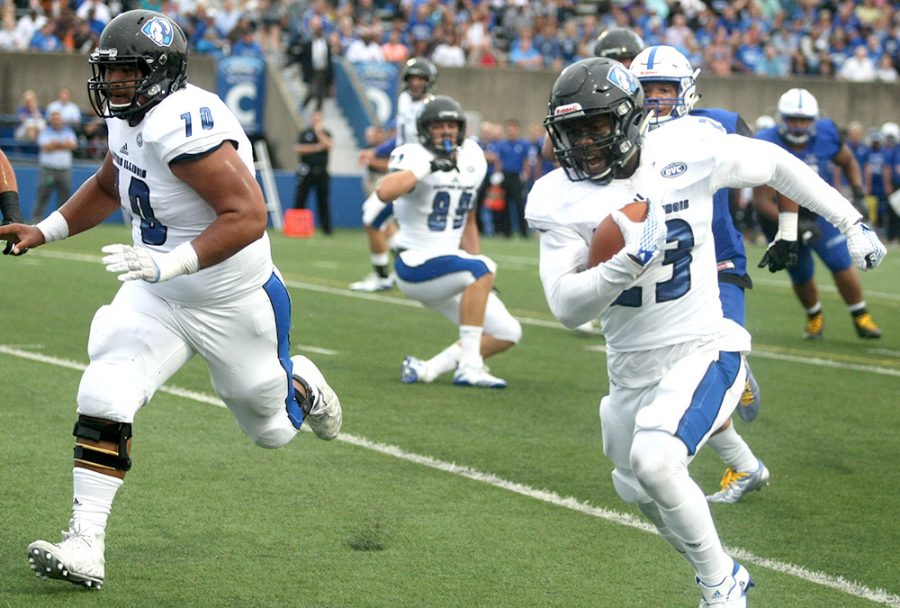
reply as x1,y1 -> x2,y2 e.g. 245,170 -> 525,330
1,225 -> 898,608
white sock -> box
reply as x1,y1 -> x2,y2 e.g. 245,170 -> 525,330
847,300 -> 866,314
72,468 -> 123,535
458,325 -> 484,369
706,424 -> 759,473
424,343 -> 461,381
658,488 -> 733,586
370,251 -> 389,267
806,302 -> 822,315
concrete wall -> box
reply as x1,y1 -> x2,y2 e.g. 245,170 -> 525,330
427,66 -> 899,131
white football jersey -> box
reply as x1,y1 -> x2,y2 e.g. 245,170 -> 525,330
105,84 -> 273,305
394,90 -> 429,146
391,138 -> 487,253
527,116 -> 750,356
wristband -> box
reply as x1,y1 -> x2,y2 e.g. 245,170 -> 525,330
157,241 -> 200,281
775,211 -> 797,241
36,210 -> 70,243
0,190 -> 23,223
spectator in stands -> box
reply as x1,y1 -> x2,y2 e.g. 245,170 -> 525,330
703,25 -> 734,75
231,22 -> 265,57
664,12 -> 693,51
295,15 -> 333,113
215,0 -> 243,40
16,9 -> 46,46
31,111 -> 77,222
46,88 -> 82,134
0,13 -> 25,50
533,19 -> 563,70
875,54 -> 898,82
461,3 -> 494,66
77,0 -> 112,32
345,24 -> 385,63
755,43 -> 790,77
259,0 -> 287,56
15,90 -> 45,144
431,27 -> 465,67
381,27 -> 410,64
508,29 -> 543,70
838,45 -> 877,82
29,20 -> 62,52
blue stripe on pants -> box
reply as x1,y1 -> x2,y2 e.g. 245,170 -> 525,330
395,254 -> 490,283
675,351 -> 741,455
262,272 -> 304,429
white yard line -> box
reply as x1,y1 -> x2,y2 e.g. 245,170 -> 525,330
1,343 -> 897,607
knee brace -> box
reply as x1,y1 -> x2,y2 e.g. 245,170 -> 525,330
73,415 -> 133,472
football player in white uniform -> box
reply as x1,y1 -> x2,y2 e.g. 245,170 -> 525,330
378,95 -> 521,388
0,11 -> 342,589
351,57 -> 438,292
526,58 -> 885,607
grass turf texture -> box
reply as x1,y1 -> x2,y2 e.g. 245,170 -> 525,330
1,226 -> 898,607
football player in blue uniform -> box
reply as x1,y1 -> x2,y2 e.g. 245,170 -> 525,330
629,45 -> 768,504
753,88 -> 882,340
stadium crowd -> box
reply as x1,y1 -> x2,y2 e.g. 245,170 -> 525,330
0,0 -> 897,80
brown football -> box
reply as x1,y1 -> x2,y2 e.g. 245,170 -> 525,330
587,201 -> 649,267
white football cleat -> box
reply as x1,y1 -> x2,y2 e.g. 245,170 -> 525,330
697,560 -> 753,607
291,355 -> 342,440
349,272 -> 394,292
452,364 -> 507,389
400,356 -> 430,384
27,525 -> 105,589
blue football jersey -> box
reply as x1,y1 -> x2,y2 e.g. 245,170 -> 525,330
690,107 -> 749,281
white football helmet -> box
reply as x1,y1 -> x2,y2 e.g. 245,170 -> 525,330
882,121 -> 900,144
754,115 -> 775,132
629,45 -> 700,128
777,88 -> 819,146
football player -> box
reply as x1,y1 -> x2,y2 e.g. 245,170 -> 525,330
350,57 -> 438,292
0,147 -> 24,255
753,88 -> 882,340
629,45 -> 768,503
1,11 -> 342,589
526,57 -> 884,607
380,95 -> 521,388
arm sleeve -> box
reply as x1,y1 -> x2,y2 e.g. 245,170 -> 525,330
710,134 -> 862,233
538,226 -> 642,328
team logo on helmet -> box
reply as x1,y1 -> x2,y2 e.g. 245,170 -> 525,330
607,64 -> 639,95
141,16 -> 175,47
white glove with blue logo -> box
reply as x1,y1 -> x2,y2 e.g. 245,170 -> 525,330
612,200 -> 667,267
845,221 -> 886,271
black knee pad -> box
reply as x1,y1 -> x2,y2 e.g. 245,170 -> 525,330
73,415 -> 133,472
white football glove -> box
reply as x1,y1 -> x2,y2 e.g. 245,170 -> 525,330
101,242 -> 199,283
612,200 -> 667,267
845,221 -> 886,271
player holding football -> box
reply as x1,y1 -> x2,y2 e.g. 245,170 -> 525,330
628,45 -> 768,502
526,57 -> 885,607
350,57 -> 438,292
0,11 -> 342,589
380,95 -> 521,388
